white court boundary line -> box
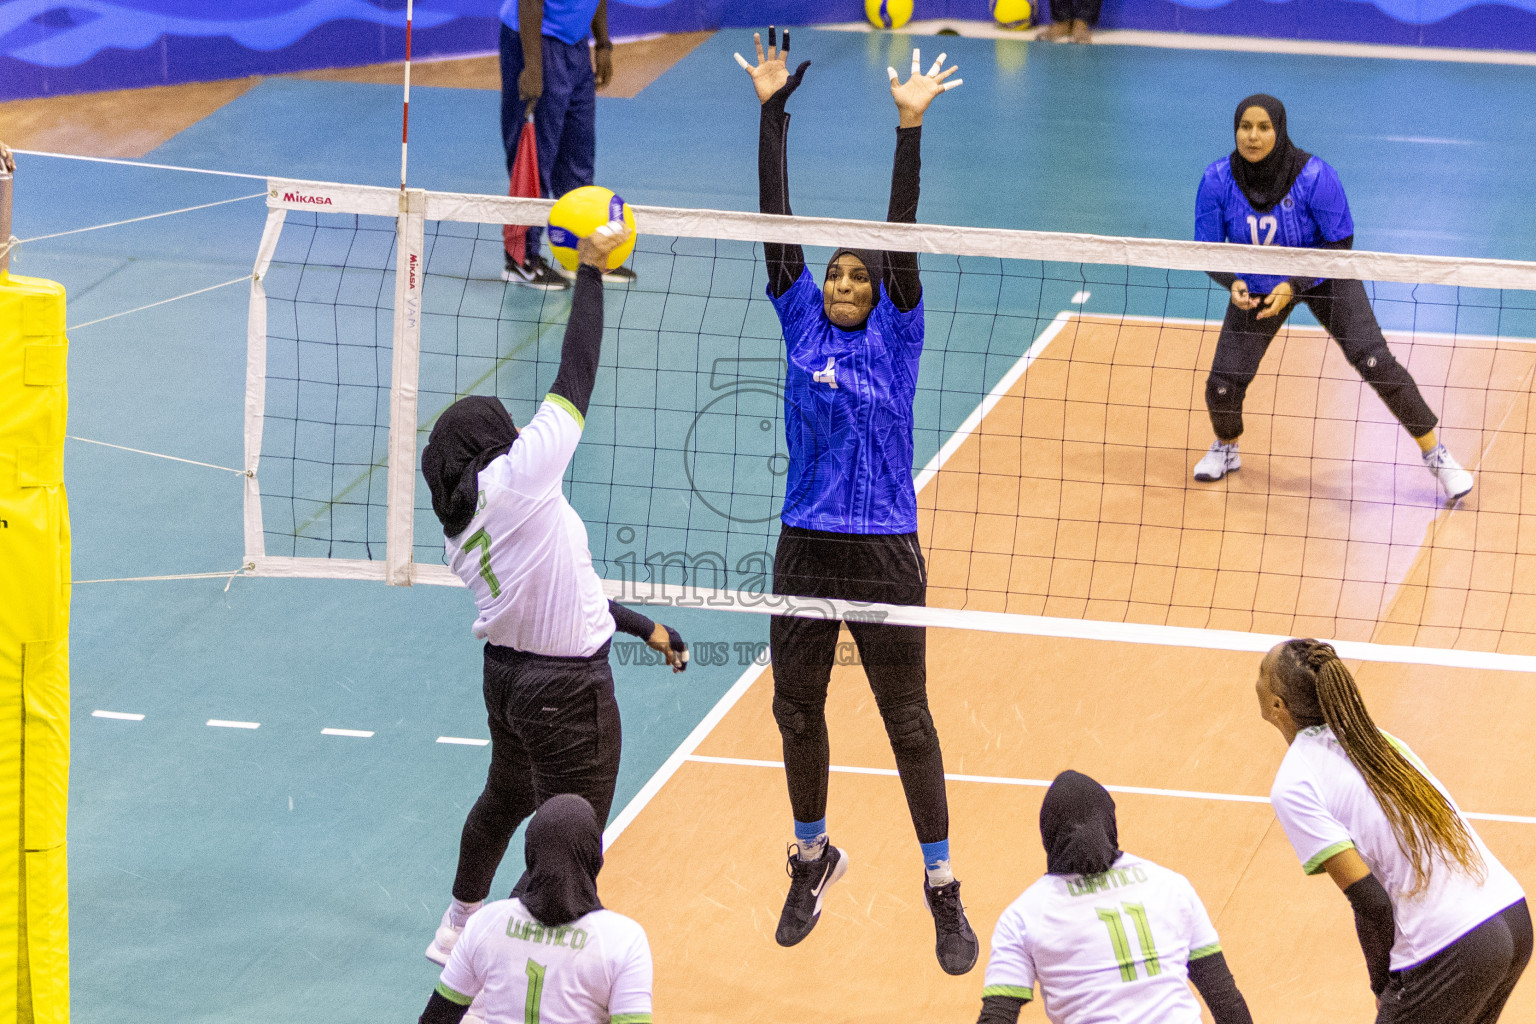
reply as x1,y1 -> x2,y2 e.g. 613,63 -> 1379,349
685,754 -> 1536,826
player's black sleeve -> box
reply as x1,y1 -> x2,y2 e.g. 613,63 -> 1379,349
1345,873 -> 1396,996
759,59 -> 810,298
419,990 -> 470,1024
1187,951 -> 1255,1024
548,264 -> 603,418
976,994 -> 1029,1024
884,125 -> 922,313
609,600 -> 656,639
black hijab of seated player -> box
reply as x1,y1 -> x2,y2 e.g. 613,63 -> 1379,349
421,395 -> 518,538
520,794 -> 605,927
1040,770 -> 1122,876
1228,93 -> 1312,214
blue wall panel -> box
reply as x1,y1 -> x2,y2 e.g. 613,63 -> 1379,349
2,0 -> 1534,101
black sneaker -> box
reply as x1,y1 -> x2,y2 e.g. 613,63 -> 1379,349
924,877 -> 979,975
775,842 -> 848,947
501,252 -> 570,290
552,262 -> 637,285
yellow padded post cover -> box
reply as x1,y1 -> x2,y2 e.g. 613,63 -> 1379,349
0,270 -> 70,1024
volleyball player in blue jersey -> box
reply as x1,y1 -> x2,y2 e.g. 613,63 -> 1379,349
734,30 -> 978,974
1192,94 -> 1473,502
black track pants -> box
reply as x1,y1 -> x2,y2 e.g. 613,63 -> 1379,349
451,641 -> 621,903
1049,0 -> 1102,23
769,525 -> 949,845
1205,278 -> 1438,442
1377,899 -> 1532,1024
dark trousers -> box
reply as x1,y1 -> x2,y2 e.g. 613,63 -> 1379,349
499,26 -> 597,261
1205,277 -> 1438,442
1377,899 -> 1532,1024
1049,0 -> 1102,23
451,640 -> 621,903
769,526 -> 949,845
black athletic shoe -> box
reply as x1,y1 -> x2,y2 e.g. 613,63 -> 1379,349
775,842 -> 848,947
553,262 -> 638,285
924,877 -> 979,975
501,253 -> 570,290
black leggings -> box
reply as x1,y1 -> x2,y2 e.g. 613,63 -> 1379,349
451,641 -> 621,903
1377,900 -> 1532,1024
1049,0 -> 1102,23
1206,278 -> 1438,443
769,526 -> 948,845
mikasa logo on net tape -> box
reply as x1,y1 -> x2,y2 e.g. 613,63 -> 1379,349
270,188 -> 334,206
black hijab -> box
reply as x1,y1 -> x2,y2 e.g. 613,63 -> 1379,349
1040,770 -> 1122,876
1229,94 -> 1311,214
520,794 -> 604,927
825,248 -> 886,329
420,395 -> 517,538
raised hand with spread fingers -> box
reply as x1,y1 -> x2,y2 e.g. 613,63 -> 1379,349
887,48 -> 962,129
734,25 -> 810,105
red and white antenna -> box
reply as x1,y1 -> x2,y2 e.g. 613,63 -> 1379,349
400,0 -> 414,191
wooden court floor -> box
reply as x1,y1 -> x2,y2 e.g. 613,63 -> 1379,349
604,314 -> 1536,1022
918,313 -> 1536,651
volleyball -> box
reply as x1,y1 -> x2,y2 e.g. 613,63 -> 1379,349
865,0 -> 913,29
991,0 -> 1033,28
546,185 -> 637,271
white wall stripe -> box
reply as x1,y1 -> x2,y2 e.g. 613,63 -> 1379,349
321,728 -> 374,738
436,736 -> 489,746
207,719 -> 260,729
91,710 -> 144,721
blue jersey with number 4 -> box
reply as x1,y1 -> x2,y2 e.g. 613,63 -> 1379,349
1194,155 -> 1353,295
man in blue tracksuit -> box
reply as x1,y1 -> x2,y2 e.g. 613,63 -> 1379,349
498,0 -> 635,289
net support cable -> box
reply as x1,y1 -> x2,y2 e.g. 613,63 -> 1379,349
243,176 -> 1536,673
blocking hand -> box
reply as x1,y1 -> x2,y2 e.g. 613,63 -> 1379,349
888,48 -> 962,128
734,26 -> 810,105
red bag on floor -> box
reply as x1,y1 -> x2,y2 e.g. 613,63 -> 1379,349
503,112 -> 540,267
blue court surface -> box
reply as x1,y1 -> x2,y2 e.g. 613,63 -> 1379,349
18,28 -> 1536,1022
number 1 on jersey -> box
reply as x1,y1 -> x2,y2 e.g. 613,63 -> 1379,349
1096,903 -> 1161,982
524,959 -> 546,1024
464,527 -> 502,598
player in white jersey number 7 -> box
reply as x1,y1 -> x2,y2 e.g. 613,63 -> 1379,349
419,217 -> 689,971
979,771 -> 1255,1024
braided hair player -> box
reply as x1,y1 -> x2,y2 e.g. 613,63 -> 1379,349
734,29 -> 977,974
1193,94 -> 1474,502
1258,639 -> 1529,1022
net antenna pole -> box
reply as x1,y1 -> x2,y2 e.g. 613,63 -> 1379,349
385,0 -> 426,586
400,0 -> 413,191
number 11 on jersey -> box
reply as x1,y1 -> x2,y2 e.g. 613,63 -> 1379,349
1095,903 -> 1161,982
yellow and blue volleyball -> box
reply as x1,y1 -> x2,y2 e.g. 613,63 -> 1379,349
865,0 -> 914,29
991,0 -> 1033,28
547,185 -> 637,271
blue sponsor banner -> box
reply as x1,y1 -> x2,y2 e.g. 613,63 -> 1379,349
2,0 -> 1533,100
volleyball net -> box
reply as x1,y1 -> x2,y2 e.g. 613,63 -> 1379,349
244,178 -> 1536,664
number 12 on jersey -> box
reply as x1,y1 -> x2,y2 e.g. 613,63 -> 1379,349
1095,903 -> 1161,982
1245,214 -> 1277,245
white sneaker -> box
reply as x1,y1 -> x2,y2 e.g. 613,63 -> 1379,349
1423,443 -> 1473,501
1193,441 -> 1240,482
425,901 -> 480,965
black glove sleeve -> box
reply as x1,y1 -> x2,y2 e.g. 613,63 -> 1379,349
1187,951 -> 1255,1024
1345,873 -> 1396,996
419,990 -> 470,1024
759,60 -> 810,298
976,994 -> 1028,1024
548,264 -> 604,417
884,125 -> 922,312
608,600 -> 656,639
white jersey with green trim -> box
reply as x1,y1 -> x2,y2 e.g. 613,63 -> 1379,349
983,852 -> 1222,1024
1270,724 -> 1524,970
445,397 -> 614,658
436,897 -> 652,1024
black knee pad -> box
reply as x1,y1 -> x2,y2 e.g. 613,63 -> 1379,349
1350,341 -> 1398,381
1205,373 -> 1245,412
883,702 -> 938,756
772,693 -> 819,739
